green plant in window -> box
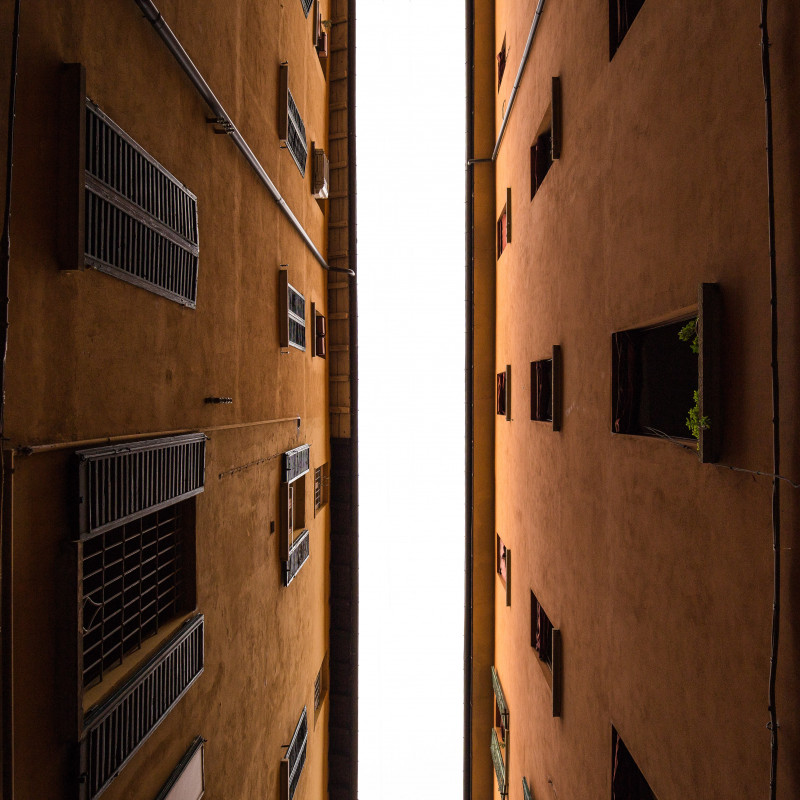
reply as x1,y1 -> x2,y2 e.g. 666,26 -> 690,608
680,318 -> 709,445
678,318 -> 699,354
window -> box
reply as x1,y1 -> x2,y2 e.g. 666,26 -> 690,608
497,365 -> 511,420
314,462 -> 329,515
300,0 -> 313,16
531,590 -> 562,716
497,36 -> 507,90
312,2 -> 329,61
280,269 -> 307,351
79,614 -> 205,800
611,727 -> 658,800
278,63 -> 308,176
496,534 -> 511,606
531,345 -> 562,429
530,78 -> 561,199
281,444 -> 311,585
313,651 -> 329,724
154,737 -> 205,800
497,187 -> 511,258
311,145 -> 329,199
613,283 -> 722,458
612,317 -> 697,441
311,303 -> 327,358
491,666 -> 509,796
281,707 -> 309,800
58,66 -> 200,306
76,433 -> 205,690
610,0 -> 646,58
523,777 -> 533,800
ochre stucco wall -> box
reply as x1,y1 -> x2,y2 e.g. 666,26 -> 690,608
3,0 -> 334,797
478,0 -> 800,798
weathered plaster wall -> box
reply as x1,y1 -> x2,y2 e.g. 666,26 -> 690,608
4,0 -> 333,797
482,0 -> 800,798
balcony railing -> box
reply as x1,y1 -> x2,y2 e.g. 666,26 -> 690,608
283,529 -> 310,586
79,614 -> 204,800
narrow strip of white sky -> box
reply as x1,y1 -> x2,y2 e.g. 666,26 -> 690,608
357,2 -> 465,798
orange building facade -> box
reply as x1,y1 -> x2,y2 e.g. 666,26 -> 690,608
467,1 -> 799,799
0,1 -> 357,798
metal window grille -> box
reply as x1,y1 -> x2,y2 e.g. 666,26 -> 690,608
490,727 -> 507,797
313,465 -> 328,514
84,100 -> 199,307
281,707 -> 308,800
300,0 -> 313,16
314,670 -> 322,711
288,283 -> 306,350
491,666 -> 509,732
522,777 -> 533,800
283,444 -> 310,483
283,528 -> 310,586
77,433 -> 206,539
81,503 -> 191,688
80,614 -> 204,800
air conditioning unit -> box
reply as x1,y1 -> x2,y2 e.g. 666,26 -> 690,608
312,145 -> 329,199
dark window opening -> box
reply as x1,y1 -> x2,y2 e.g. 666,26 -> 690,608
610,0 -> 646,58
612,317 -> 697,440
494,696 -> 507,744
497,36 -> 507,90
531,129 -> 553,199
82,501 -> 195,689
531,590 -> 554,670
496,535 -> 507,585
496,370 -> 507,416
497,205 -> 508,258
531,358 -> 553,422
612,727 -> 658,800
314,463 -> 330,515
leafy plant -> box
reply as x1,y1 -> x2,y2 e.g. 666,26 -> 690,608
679,318 -> 708,446
686,389 -> 710,442
678,318 -> 699,354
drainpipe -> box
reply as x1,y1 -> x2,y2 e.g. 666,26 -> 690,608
464,0 -> 475,798
1,1 -> 21,796
491,0 -> 546,161
131,0 -> 354,277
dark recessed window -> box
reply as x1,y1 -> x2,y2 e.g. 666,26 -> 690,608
497,36 -> 507,90
312,304 -> 327,358
496,371 -> 507,416
612,727 -> 658,800
612,317 -> 697,440
314,462 -> 329,515
610,0 -> 646,59
531,129 -> 553,198
496,534 -> 511,606
531,590 -> 554,670
531,358 -> 553,422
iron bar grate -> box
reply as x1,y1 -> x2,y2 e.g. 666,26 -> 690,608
80,614 -> 204,800
77,434 -> 206,539
300,0 -> 313,16
283,528 -> 310,586
285,707 -> 308,800
285,89 -> 308,176
282,444 -> 310,483
84,100 -> 200,306
82,504 -> 190,688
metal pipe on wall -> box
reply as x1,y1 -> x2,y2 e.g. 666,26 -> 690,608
491,0 -> 546,161
131,0 -> 354,277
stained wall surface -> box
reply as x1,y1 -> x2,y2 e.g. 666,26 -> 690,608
472,0 -> 800,798
0,0 -> 343,797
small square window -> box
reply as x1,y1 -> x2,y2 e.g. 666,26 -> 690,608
531,78 -> 561,200
610,0 -> 647,59
611,727 -> 658,800
497,187 -> 511,259
497,365 -> 511,420
496,534 -> 511,606
311,303 -> 327,358
531,346 -> 562,430
531,590 -> 554,669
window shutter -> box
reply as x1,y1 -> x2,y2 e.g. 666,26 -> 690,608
506,187 -> 512,243
76,433 -> 206,540
551,76 -> 562,160
82,99 -> 200,306
698,282 -> 722,463
280,708 -> 309,800
278,63 -> 308,176
80,615 -> 204,800
282,444 -> 310,483
153,738 -> 205,800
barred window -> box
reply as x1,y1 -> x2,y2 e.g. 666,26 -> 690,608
280,269 -> 306,351
314,463 -> 329,515
278,63 -> 308,176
